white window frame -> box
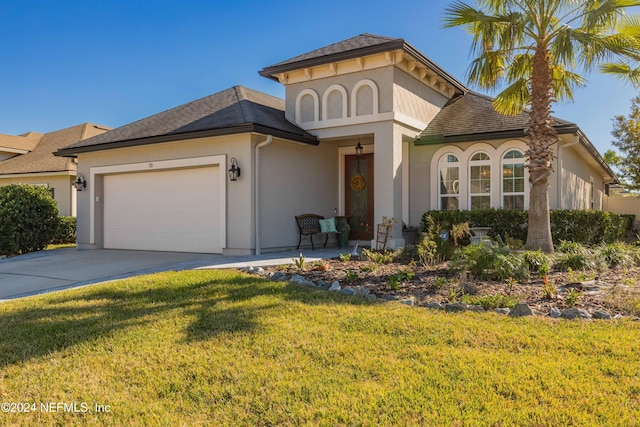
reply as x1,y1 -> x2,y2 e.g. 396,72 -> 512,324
501,148 -> 527,210
438,153 -> 461,210
468,151 -> 492,210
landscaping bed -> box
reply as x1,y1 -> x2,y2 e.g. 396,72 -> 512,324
262,250 -> 640,319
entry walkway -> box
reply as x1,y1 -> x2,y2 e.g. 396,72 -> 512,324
0,247 -> 349,301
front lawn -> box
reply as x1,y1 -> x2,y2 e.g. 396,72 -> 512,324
0,270 -> 638,426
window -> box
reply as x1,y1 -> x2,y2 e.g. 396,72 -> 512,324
439,154 -> 460,210
469,152 -> 491,209
502,149 -> 525,210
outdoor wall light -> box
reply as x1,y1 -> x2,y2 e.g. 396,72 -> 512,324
228,158 -> 241,181
73,173 -> 86,191
355,142 -> 363,157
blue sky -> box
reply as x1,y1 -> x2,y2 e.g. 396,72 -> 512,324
1,0 -> 636,155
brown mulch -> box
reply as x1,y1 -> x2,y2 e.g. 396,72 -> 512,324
265,256 -> 640,317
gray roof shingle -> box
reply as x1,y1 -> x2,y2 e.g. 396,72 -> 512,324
0,124 -> 109,174
416,92 -> 576,144
259,33 -> 467,93
56,86 -> 317,156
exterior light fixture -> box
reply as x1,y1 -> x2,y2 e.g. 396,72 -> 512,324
355,142 -> 363,157
228,158 -> 241,181
73,173 -> 86,191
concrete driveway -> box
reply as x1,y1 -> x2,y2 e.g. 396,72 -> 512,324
0,247 -> 347,301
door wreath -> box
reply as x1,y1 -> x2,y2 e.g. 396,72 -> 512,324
350,175 -> 366,192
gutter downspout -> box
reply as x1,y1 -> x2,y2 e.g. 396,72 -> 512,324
556,136 -> 580,209
255,135 -> 273,255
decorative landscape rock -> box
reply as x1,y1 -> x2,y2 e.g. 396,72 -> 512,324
560,308 -> 592,320
267,271 -> 288,281
593,310 -> 612,320
444,302 -> 468,312
493,307 -> 510,315
290,274 -> 316,287
466,305 -> 486,313
340,287 -> 356,295
328,281 -> 341,291
549,307 -> 562,318
426,302 -> 444,310
510,303 -> 533,317
399,298 -> 415,306
352,286 -> 371,297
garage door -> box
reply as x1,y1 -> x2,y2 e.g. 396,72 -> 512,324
103,166 -> 222,253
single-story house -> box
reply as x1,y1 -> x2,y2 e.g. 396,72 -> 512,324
55,33 -> 615,254
0,123 -> 109,216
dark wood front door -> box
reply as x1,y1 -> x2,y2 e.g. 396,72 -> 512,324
345,153 -> 374,240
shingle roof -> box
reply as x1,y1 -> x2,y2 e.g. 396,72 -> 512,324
56,86 -> 317,156
259,33 -> 467,93
0,132 -> 42,152
415,92 -> 576,144
262,33 -> 401,70
0,124 -> 109,175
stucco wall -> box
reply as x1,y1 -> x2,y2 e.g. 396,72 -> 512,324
0,174 -> 74,216
557,144 -> 605,210
285,67 -> 394,123
392,68 -> 449,125
259,138 -> 338,250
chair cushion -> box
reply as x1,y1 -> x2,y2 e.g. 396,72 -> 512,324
319,218 -> 338,233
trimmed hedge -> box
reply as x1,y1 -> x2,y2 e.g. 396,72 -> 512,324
421,209 -> 632,246
0,184 -> 59,255
51,216 -> 77,244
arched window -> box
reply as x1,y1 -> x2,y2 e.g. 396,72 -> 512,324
439,154 -> 460,210
469,152 -> 491,209
502,149 -> 525,210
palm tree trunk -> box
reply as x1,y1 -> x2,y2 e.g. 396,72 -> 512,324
525,44 -> 557,253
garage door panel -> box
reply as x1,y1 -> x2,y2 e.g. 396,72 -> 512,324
103,167 -> 222,253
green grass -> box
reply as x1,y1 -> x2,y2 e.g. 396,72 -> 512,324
0,270 -> 638,426
45,243 -> 76,250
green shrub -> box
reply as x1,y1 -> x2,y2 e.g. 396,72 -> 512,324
416,238 -> 439,266
553,242 -> 607,272
51,216 -> 76,244
449,245 -> 530,283
421,209 -> 628,246
522,250 -> 552,277
598,242 -> 634,269
0,184 -> 59,255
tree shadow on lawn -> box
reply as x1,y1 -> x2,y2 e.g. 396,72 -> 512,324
0,271 -> 361,367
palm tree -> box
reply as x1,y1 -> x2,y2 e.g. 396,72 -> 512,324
444,0 -> 640,252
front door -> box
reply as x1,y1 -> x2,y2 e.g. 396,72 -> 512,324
345,153 -> 374,240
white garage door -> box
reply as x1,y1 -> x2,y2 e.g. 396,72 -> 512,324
103,166 -> 222,253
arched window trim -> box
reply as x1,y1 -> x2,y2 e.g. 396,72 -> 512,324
350,79 -> 379,117
322,84 -> 348,120
295,89 -> 320,123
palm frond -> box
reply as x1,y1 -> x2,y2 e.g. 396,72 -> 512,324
551,66 -> 586,102
600,62 -> 640,87
493,79 -> 530,115
467,50 -> 508,89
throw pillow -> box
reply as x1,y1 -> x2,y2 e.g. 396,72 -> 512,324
319,218 -> 338,233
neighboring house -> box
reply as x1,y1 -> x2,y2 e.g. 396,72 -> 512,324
0,123 -> 110,216
56,33 -> 615,254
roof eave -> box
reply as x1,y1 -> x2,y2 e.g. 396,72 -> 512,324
55,124 -> 318,157
259,39 -> 467,93
415,123 -> 578,145
259,39 -> 406,80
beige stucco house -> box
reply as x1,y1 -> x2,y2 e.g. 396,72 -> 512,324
0,123 -> 109,216
56,34 -> 615,254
